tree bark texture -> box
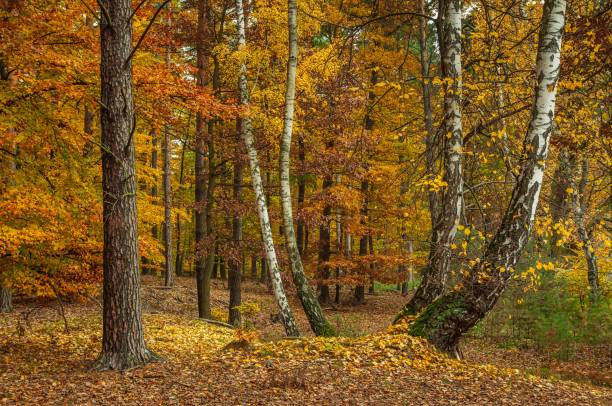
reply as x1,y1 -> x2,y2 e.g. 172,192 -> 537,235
235,0 -> 299,337
408,0 -> 567,355
163,125 -> 173,287
279,0 -> 334,336
195,0 -> 209,317
397,0 -> 463,319
94,0 -> 156,370
229,136 -> 243,325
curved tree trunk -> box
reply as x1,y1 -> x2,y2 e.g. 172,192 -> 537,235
397,0 -> 463,319
408,0 -> 567,355
93,0 -> 156,370
279,0 -> 334,336
235,0 -> 299,337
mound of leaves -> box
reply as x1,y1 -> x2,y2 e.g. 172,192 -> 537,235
1,314 -> 610,405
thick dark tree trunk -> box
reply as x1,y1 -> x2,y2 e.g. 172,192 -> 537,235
409,0 -> 567,355
93,0 -> 156,370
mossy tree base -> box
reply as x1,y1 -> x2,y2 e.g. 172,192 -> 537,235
408,292 -> 484,358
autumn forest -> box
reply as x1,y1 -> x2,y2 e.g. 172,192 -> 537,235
0,0 -> 610,404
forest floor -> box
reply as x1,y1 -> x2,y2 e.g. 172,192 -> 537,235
0,276 -> 610,405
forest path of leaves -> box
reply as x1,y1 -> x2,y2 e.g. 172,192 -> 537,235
0,277 -> 610,405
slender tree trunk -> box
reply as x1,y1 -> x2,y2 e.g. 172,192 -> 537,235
195,0 -> 209,317
355,180 -> 369,304
418,0 -> 439,226
571,156 -> 599,297
317,176 -> 333,304
550,149 -> 572,256
251,255 -> 257,279
201,125 -> 217,315
296,136 -> 306,256
409,0 -> 567,355
229,136 -> 243,325
260,255 -> 268,283
279,0 -> 334,336
175,138 -> 187,276
397,0 -> 463,318
142,128 -> 158,275
163,126 -> 173,287
93,0 -> 156,370
235,0 -> 299,336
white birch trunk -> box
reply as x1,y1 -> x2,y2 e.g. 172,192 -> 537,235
278,0 -> 334,333
409,0 -> 568,354
398,0 -> 463,317
235,0 -> 299,336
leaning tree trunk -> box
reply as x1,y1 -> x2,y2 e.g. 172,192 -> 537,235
93,0 -> 156,370
408,0 -> 567,355
235,0 -> 299,337
396,0 -> 463,319
279,0 -> 335,336
163,125 -> 173,287
571,156 -> 599,297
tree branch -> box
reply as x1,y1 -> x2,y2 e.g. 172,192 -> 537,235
124,0 -> 171,69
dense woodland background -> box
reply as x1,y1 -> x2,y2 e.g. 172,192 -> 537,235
0,0 -> 610,403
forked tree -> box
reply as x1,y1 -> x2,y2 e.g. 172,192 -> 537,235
407,0 -> 568,356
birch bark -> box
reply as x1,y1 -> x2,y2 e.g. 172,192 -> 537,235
235,0 -> 299,336
409,0 -> 568,355
397,0 -> 463,318
279,0 -> 334,336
